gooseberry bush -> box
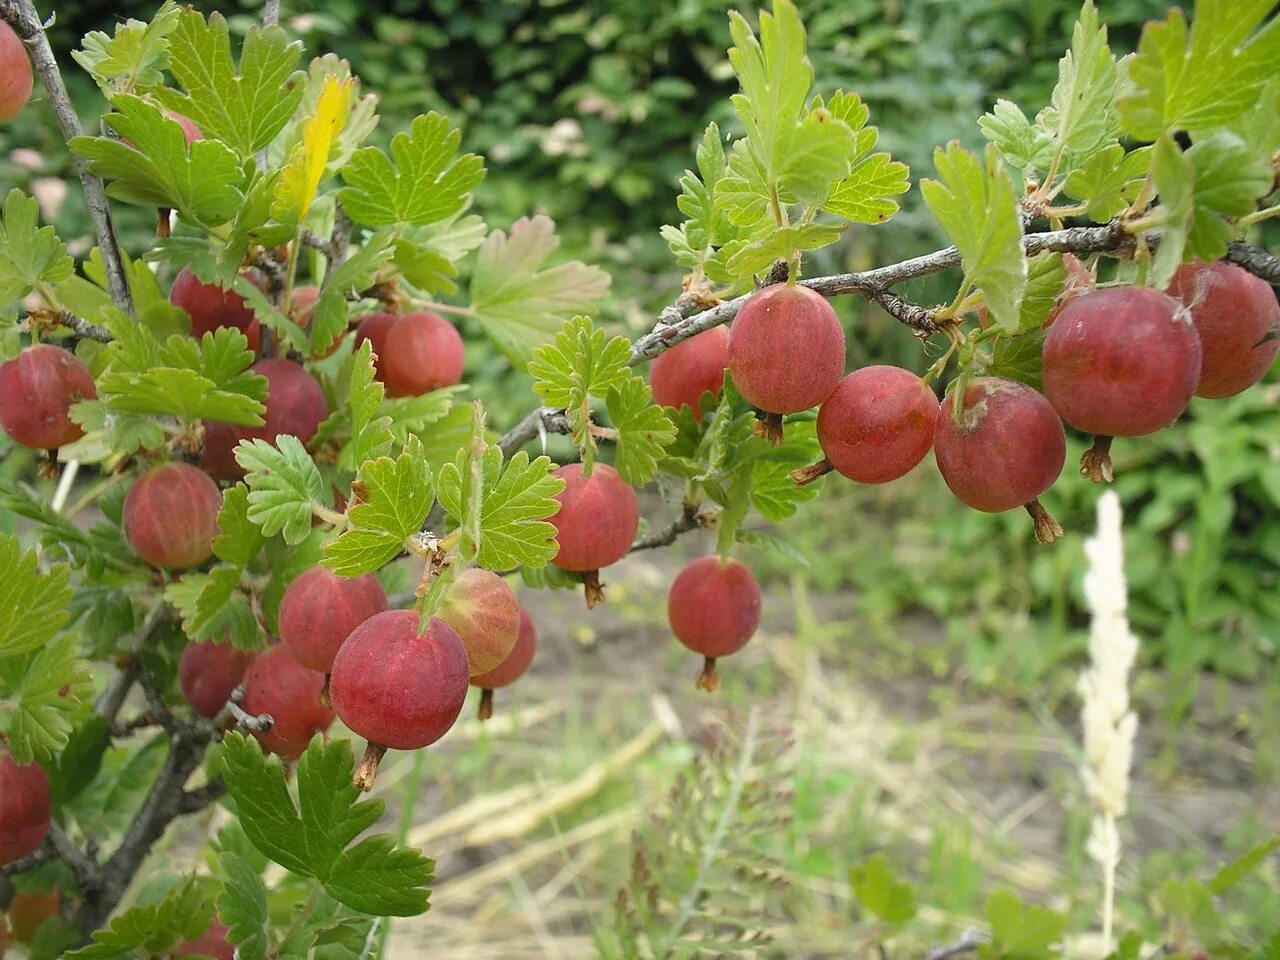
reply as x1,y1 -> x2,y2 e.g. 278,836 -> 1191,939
0,0 -> 1277,956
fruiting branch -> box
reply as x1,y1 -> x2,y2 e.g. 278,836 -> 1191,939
51,310 -> 113,343
1225,240 -> 1280,286
631,504 -> 710,552
0,0 -> 134,318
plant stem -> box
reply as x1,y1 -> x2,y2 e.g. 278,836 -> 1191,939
376,750 -> 428,960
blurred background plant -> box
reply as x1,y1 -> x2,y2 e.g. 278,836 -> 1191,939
4,0 -> 1277,715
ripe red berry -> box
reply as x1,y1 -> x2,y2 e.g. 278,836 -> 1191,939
166,111 -> 202,145
667,556 -> 761,691
199,358 -> 328,480
0,21 -> 33,123
173,922 -> 234,960
354,311 -> 400,380
381,311 -> 465,398
123,462 -> 222,569
1167,260 -> 1280,399
1043,287 -> 1201,437
171,268 -> 264,351
933,377 -> 1066,542
650,326 -> 730,421
292,284 -> 321,322
471,606 -> 537,720
0,344 -> 97,450
179,640 -> 253,719
438,568 -> 521,675
330,610 -> 469,789
800,365 -> 939,485
279,567 -> 388,673
240,645 -> 335,761
728,284 -> 845,423
549,462 -> 639,607
0,752 -> 51,865
7,889 -> 59,942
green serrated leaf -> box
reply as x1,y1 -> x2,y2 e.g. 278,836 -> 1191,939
921,142 -> 1025,333
468,215 -> 610,366
236,436 -> 325,544
982,889 -> 1066,960
323,435 -> 434,577
1149,135 -> 1196,290
979,100 -> 1055,173
723,223 -> 844,278
1048,1 -> 1118,160
346,339 -> 394,468
1062,144 -> 1151,223
606,377 -> 676,486
164,566 -> 259,648
1184,132 -> 1274,263
212,484 -> 266,567
3,633 -> 94,764
338,112 -> 484,228
528,315 -> 632,412
0,533 -> 72,657
65,878 -> 217,959
71,1 -> 182,93
216,851 -> 270,960
0,189 -> 75,302
1208,836 -> 1280,895
850,854 -> 917,924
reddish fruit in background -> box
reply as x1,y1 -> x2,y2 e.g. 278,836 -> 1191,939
123,462 -> 221,569
1043,287 -> 1201,437
1167,261 -> 1280,399
179,640 -> 253,719
173,922 -> 234,960
471,606 -> 537,720
934,377 -> 1066,543
381,311 -> 465,397
170,268 -> 263,352
354,311 -> 400,380
0,344 -> 97,450
798,365 -> 939,485
330,610 -> 469,789
439,568 -> 521,675
0,914 -> 9,955
667,556 -> 761,692
292,284 -> 321,322
0,21 -> 33,123
8,889 -> 59,942
728,284 -> 845,439
166,111 -> 202,145
0,752 -> 51,865
650,326 -> 730,420
279,567 -> 387,673
199,358 -> 328,480
549,462 -> 639,607
240,645 -> 334,761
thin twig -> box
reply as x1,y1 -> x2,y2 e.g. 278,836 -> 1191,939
0,0 -> 133,317
924,929 -> 990,960
54,310 -> 113,343
262,0 -> 280,26
631,505 -> 709,552
0,839 -> 57,877
47,823 -> 101,894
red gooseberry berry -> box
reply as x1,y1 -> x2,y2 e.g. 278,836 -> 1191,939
173,922 -> 235,960
0,751 -> 51,865
796,365 -> 939,486
123,462 -> 222,569
549,462 -> 639,608
240,645 -> 335,761
1167,260 -> 1280,399
650,326 -> 730,421
667,556 -> 762,692
354,311 -> 400,381
329,610 -> 470,790
0,21 -> 33,123
178,640 -> 254,719
933,377 -> 1066,544
438,568 -> 521,675
170,268 -> 263,352
278,566 -> 388,674
7,889 -> 59,942
381,311 -> 465,398
0,344 -> 97,450
471,606 -> 538,720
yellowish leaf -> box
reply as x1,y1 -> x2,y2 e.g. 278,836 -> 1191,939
275,75 -> 352,223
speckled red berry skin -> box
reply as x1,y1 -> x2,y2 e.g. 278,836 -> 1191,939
0,345 -> 97,450
240,645 -> 334,761
471,606 -> 537,690
0,21 -> 34,123
170,268 -> 262,352
549,463 -> 639,573
438,568 -> 521,675
173,922 -> 234,960
179,640 -> 253,719
934,377 -> 1065,513
381,312 -> 465,398
667,557 -> 761,659
1043,287 -> 1201,437
650,326 -> 730,420
199,359 -> 327,480
123,462 -> 222,569
329,611 -> 470,751
728,284 -> 845,414
0,752 -> 51,866
279,567 -> 388,673
817,366 -> 939,484
1167,261 -> 1280,399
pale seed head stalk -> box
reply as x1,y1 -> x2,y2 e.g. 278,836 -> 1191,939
1077,490 -> 1139,956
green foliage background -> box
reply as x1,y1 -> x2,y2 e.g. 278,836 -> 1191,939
3,0 -> 1276,681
